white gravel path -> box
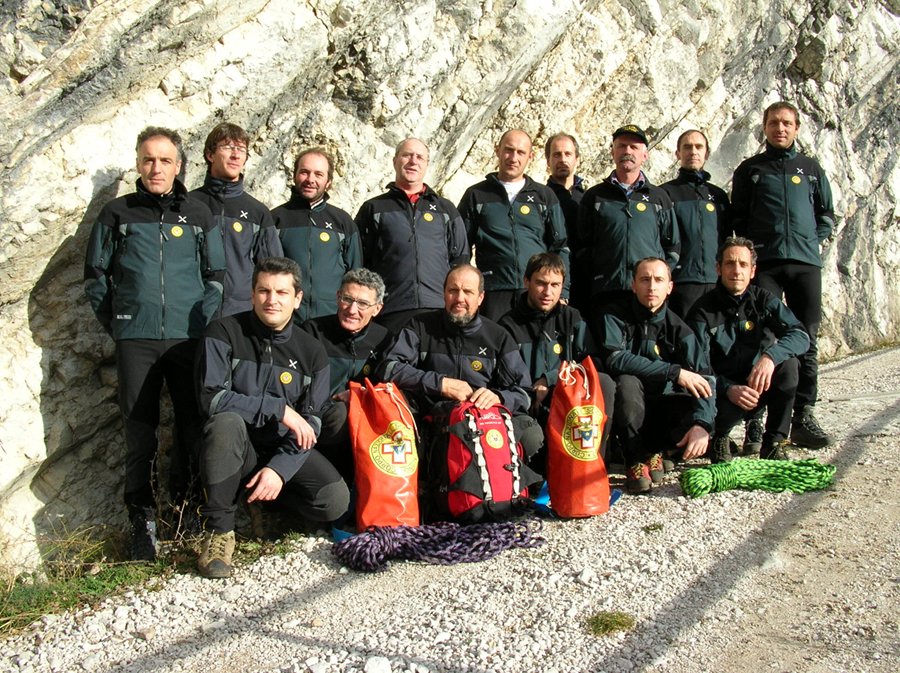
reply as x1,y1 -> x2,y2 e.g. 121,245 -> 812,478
3,348 -> 898,673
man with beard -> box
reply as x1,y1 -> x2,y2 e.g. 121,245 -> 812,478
499,252 -> 615,458
192,122 -> 282,318
598,258 -> 714,495
688,237 -> 809,462
380,264 -> 542,460
356,138 -> 469,331
274,147 -> 361,322
578,125 -> 679,323
731,101 -> 836,449
458,129 -> 569,320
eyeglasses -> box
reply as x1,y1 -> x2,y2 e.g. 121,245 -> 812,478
216,144 -> 249,155
338,294 -> 376,311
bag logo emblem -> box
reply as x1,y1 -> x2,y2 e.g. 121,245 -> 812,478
485,429 -> 505,449
369,422 -> 418,477
563,405 -> 603,461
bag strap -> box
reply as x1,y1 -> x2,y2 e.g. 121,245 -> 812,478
500,407 -> 522,496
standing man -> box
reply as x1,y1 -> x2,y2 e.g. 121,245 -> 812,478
196,257 -> 349,579
303,268 -> 391,481
192,122 -> 282,317
731,101 -> 836,448
578,125 -> 679,321
689,238 -> 809,462
458,129 -> 570,320
355,138 -> 469,332
598,258 -> 714,495
661,129 -> 731,317
545,132 -> 589,311
84,126 -> 224,560
274,148 -> 362,322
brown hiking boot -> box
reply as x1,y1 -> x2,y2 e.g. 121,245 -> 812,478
198,530 -> 235,579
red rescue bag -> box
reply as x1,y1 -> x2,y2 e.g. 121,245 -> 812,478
348,379 -> 419,529
546,357 -> 610,517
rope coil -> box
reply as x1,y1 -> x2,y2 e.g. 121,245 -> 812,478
680,458 -> 836,498
331,519 -> 545,572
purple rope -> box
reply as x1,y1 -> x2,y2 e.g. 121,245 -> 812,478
331,519 -> 545,572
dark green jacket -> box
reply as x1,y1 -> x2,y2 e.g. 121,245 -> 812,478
577,172 -> 679,295
273,190 -> 361,322
731,143 -> 835,267
84,179 -> 224,340
458,173 -> 570,295
302,314 -> 390,397
688,283 -> 810,398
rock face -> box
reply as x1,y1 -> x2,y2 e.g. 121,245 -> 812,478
0,0 -> 897,571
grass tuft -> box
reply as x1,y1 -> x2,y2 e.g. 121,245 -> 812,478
642,522 -> 663,533
586,610 -> 636,636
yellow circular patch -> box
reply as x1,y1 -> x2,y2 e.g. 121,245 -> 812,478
368,421 -> 419,477
484,429 -> 505,449
423,213 -> 434,222
654,343 -> 660,355
636,203 -> 647,212
362,364 -> 371,375
319,231 -> 330,242
562,405 -> 604,461
706,203 -> 715,212
171,225 -> 183,238
279,371 -> 293,385
471,360 -> 483,372
520,205 -> 531,215
553,343 -> 562,355
791,175 -> 802,184
744,320 -> 755,331
233,221 -> 243,233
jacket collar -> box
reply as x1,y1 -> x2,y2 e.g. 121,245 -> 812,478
136,177 -> 188,208
763,142 -> 798,160
249,310 -> 295,343
202,172 -> 245,197
288,187 -> 330,211
677,167 -> 711,184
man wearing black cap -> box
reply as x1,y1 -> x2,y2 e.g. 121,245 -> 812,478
577,125 -> 679,328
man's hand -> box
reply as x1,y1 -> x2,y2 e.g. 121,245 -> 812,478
469,387 -> 501,409
332,390 -> 351,403
727,384 -> 761,411
676,424 -> 710,460
441,377 -> 475,402
677,369 -> 713,399
282,405 -> 316,450
245,467 -> 284,503
531,376 -> 550,414
747,354 -> 775,394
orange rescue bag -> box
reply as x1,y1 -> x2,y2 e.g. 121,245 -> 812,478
348,379 -> 420,529
546,357 -> 610,517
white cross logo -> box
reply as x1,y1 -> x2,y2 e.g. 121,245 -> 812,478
288,359 -> 298,370
708,194 -> 715,202
240,210 -> 249,219
178,216 -> 187,223
526,195 -> 535,203
325,221 -> 334,229
429,204 -> 437,211
478,347 -> 487,356
641,195 -> 650,202
796,168 -> 805,175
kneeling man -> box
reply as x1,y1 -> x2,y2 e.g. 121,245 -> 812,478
196,257 -> 349,578
688,237 -> 809,461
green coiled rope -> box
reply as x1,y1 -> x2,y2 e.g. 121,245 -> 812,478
679,458 -> 836,498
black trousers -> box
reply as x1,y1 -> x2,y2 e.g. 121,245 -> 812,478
116,338 -> 202,516
714,358 -> 800,441
612,374 -> 708,465
480,290 -> 520,322
668,282 -> 715,319
316,401 -> 353,484
199,412 -> 349,532
755,261 -> 821,410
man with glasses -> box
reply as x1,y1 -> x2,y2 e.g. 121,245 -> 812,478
355,138 -> 469,332
274,147 -> 362,322
192,122 -> 283,317
303,268 -> 391,481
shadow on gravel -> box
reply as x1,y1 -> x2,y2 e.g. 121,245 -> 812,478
587,398 -> 900,672
818,346 -> 899,377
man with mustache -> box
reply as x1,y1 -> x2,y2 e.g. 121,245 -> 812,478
577,125 -> 679,326
458,129 -> 569,320
273,147 -> 361,322
192,122 -> 283,318
731,101 -> 836,450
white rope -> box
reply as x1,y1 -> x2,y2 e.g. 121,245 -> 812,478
558,361 -> 591,400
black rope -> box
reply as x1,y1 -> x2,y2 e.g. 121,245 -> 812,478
331,519 -> 545,572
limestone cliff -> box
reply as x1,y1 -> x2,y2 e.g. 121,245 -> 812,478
0,0 -> 897,570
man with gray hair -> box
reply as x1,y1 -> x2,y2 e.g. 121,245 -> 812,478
355,137 -> 470,331
303,268 -> 391,480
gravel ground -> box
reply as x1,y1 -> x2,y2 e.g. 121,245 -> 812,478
3,348 -> 898,673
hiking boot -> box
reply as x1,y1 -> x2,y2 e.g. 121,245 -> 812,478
760,436 -> 791,461
129,516 -> 158,562
710,434 -> 733,464
742,417 -> 764,456
647,453 -> 665,484
625,463 -> 651,495
662,455 -> 676,473
198,530 -> 235,579
790,406 -> 832,449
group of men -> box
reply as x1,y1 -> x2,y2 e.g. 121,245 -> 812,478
83,99 -> 835,576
